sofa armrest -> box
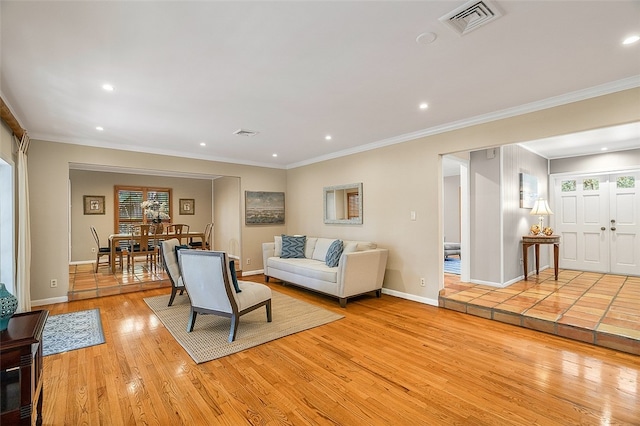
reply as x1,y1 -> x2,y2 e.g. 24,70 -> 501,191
337,248 -> 388,298
262,242 -> 275,272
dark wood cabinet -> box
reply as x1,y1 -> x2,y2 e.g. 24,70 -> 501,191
0,310 -> 48,426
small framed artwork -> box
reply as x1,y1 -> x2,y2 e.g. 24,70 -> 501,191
83,195 -> 105,215
519,173 -> 538,208
245,191 -> 285,225
179,198 -> 195,215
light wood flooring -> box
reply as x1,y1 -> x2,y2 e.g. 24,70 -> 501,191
440,267 -> 640,356
38,269 -> 640,424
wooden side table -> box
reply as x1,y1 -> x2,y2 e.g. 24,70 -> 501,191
522,235 -> 560,280
0,310 -> 49,426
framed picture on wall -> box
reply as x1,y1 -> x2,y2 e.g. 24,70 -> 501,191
245,191 -> 285,225
179,198 -> 195,215
519,173 -> 538,208
83,195 -> 105,215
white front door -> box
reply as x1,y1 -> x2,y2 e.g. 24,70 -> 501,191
554,171 -> 640,275
609,172 -> 640,275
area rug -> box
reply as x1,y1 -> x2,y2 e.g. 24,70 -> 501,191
444,258 -> 461,275
144,291 -> 344,363
43,309 -> 105,356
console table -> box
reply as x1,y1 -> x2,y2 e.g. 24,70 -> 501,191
0,310 -> 48,426
522,235 -> 560,280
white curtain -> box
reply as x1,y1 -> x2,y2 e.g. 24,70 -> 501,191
16,133 -> 31,312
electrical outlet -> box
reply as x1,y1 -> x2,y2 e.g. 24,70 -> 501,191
519,258 -> 523,265
420,278 -> 425,287
246,258 -> 251,265
91,248 -> 96,253
50,279 -> 58,288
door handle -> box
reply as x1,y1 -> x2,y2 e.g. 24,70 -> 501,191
601,227 -> 606,231
611,227 -> 616,231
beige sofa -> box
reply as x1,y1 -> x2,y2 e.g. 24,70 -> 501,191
262,236 -> 388,307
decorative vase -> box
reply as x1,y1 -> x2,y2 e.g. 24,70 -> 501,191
0,283 -> 18,331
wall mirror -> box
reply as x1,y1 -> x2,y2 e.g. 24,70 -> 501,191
324,183 -> 363,225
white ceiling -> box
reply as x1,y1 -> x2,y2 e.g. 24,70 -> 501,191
2,1 -> 639,169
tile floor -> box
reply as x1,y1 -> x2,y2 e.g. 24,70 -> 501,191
68,262 -> 171,301
440,268 -> 640,356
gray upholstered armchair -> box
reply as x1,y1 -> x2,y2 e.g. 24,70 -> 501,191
161,238 -> 186,306
178,250 -> 272,342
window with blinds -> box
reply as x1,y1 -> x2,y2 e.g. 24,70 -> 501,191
347,192 -> 360,219
115,186 -> 172,234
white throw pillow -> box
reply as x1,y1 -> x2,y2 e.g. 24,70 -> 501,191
274,235 -> 282,257
305,237 -> 318,259
313,238 -> 337,261
342,241 -> 358,254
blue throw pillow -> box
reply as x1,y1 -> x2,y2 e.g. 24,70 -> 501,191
229,260 -> 242,293
325,239 -> 344,267
280,234 -> 306,258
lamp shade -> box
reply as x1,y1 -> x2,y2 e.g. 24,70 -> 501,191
530,199 -> 553,216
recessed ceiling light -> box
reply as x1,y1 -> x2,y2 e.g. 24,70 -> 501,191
199,142 -> 206,147
325,135 -> 332,140
623,35 -> 639,45
416,32 -> 437,45
272,153 -> 278,157
601,147 -> 608,151
96,126 -> 104,131
102,84 -> 114,91
419,103 -> 429,110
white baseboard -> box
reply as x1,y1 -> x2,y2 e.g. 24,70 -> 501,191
32,296 -> 68,306
381,288 -> 439,307
241,269 -> 264,277
470,279 -> 508,288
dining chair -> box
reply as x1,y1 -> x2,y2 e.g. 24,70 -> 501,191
166,223 -> 190,244
90,226 -> 123,272
189,222 -> 212,250
178,250 -> 272,342
124,224 -> 158,271
161,238 -> 187,306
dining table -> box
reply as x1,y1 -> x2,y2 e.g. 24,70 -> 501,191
108,231 -> 205,273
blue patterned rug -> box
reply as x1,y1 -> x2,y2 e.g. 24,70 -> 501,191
42,309 -> 105,356
444,258 -> 461,275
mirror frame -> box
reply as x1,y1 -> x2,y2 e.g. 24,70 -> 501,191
323,182 -> 363,225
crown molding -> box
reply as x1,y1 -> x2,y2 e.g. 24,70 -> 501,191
286,76 -> 640,169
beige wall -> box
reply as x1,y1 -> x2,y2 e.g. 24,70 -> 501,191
70,169 -> 214,262
21,87 -> 640,304
285,88 -> 640,302
27,140 -> 286,302
443,175 -> 460,244
213,176 -> 242,258
550,148 -> 640,175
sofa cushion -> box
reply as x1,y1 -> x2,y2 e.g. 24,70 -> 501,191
305,237 -> 318,259
267,258 -> 338,283
342,241 -> 358,254
281,235 -> 306,258
312,238 -> 337,261
325,239 -> 344,267
274,235 -> 282,257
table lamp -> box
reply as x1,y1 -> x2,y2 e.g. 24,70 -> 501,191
530,199 -> 553,235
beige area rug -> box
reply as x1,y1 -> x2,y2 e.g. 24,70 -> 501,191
144,291 -> 344,363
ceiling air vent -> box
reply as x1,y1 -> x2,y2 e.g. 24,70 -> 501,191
233,129 -> 259,137
439,0 -> 502,36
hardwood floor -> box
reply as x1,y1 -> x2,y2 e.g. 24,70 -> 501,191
41,275 -> 639,425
